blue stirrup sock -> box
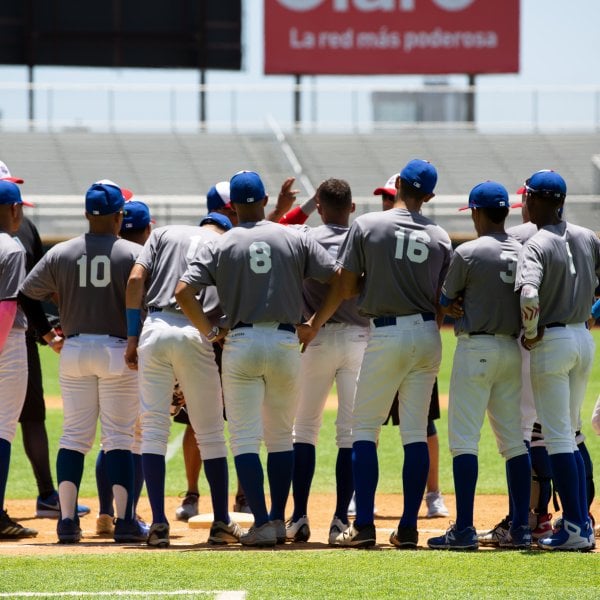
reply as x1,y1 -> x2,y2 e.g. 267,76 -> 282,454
400,441 -> 429,528
549,452 -> 583,526
267,450 -> 294,522
142,453 -> 167,524
506,453 -> 531,529
105,449 -> 135,520
0,438 -> 11,510
574,450 -> 589,526
352,440 -> 378,527
453,453 -> 478,531
291,443 -> 315,521
335,447 -> 353,523
95,450 -> 114,517
577,441 -> 595,512
529,444 -> 553,514
132,453 -> 144,511
203,457 -> 230,524
234,453 -> 269,527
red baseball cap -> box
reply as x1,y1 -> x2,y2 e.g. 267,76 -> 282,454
373,174 -> 398,196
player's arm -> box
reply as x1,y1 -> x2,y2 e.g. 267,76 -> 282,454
519,283 -> 543,350
297,267 -> 358,352
439,292 -> 464,320
266,177 -> 300,222
174,280 -> 226,343
124,263 -> 148,369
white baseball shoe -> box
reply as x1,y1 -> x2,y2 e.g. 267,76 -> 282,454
425,490 -> 449,518
285,515 -> 311,542
328,517 -> 349,545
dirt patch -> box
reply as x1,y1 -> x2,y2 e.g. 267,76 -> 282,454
1,494 -> 597,555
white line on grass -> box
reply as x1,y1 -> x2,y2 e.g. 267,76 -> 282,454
0,591 -> 246,599
165,429 -> 185,463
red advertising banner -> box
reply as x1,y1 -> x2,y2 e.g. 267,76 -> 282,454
264,0 -> 519,75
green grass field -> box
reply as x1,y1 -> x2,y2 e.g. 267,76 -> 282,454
2,329 -> 599,599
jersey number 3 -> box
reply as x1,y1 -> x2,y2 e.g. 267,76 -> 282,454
76,255 -> 111,287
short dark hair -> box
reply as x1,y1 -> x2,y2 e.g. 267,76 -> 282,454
480,206 -> 509,224
399,178 -> 431,201
316,178 -> 352,211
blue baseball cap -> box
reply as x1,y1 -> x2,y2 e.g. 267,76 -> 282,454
525,170 -> 567,199
230,171 -> 266,204
85,181 -> 127,215
121,200 -> 154,231
400,159 -> 437,195
0,180 -> 34,206
199,212 -> 233,231
207,181 -> 231,211
459,181 -> 510,211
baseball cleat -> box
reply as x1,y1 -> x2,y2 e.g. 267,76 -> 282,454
36,491 -> 90,519
0,510 -> 38,539
328,517 -> 349,545
240,522 -> 277,547
333,522 -> 376,548
425,491 -> 450,518
476,515 -> 510,547
208,520 -> 242,545
531,513 -> 553,540
285,516 -> 311,542
427,524 -> 478,551
147,522 -> 170,548
271,519 -> 286,544
113,518 -> 150,543
389,525 -> 418,550
175,491 -> 199,522
498,525 -> 532,550
537,518 -> 594,552
57,517 -> 82,544
96,513 -> 115,536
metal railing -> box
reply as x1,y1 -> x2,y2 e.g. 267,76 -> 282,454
1,81 -> 600,134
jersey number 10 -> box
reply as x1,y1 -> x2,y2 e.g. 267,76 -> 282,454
76,255 -> 111,287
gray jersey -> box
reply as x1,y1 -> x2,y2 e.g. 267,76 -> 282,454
21,233 -> 140,337
0,232 -> 27,329
338,208 -> 453,318
181,220 -> 335,326
442,233 -> 522,336
515,221 -> 600,325
136,225 -> 222,323
302,224 -> 369,327
507,222 -> 537,245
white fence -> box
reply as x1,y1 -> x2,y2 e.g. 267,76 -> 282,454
2,81 -> 600,134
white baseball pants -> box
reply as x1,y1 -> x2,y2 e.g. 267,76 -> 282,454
0,329 -> 27,442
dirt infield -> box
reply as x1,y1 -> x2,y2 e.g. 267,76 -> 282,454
1,493 -> 598,554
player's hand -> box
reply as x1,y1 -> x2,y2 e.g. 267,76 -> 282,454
444,297 -> 464,319
47,334 -> 64,354
520,327 -> 544,351
296,322 -> 317,353
276,177 -> 300,211
124,340 -> 139,370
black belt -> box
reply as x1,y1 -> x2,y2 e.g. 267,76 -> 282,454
545,322 -> 566,328
469,331 -> 518,339
66,334 -> 126,340
232,322 -> 296,334
373,313 -> 435,327
148,306 -> 163,313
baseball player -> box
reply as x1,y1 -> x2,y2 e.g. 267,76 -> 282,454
175,170 -> 335,547
298,159 -> 452,549
125,211 -> 239,548
374,173 -> 449,520
21,180 -> 145,544
207,182 -> 238,226
427,181 -> 531,551
0,180 -> 38,540
515,169 -> 598,551
95,198 -> 153,535
285,178 -> 369,544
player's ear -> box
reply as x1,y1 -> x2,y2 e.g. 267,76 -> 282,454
422,193 -> 435,203
350,202 -> 356,214
262,195 -> 268,207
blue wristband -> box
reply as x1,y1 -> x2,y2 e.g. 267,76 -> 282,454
592,298 -> 600,320
126,308 -> 142,337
